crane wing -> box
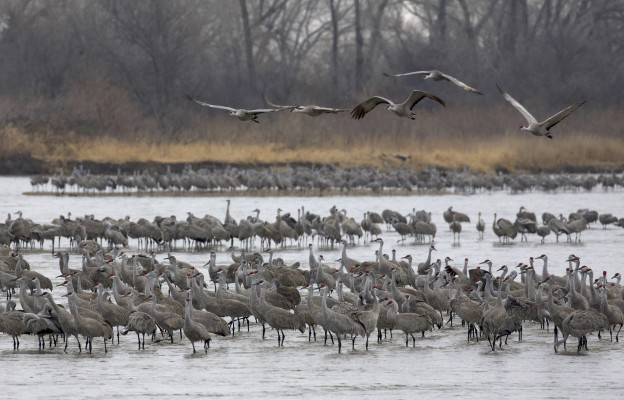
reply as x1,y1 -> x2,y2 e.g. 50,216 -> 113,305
383,70 -> 430,78
186,95 -> 235,112
496,84 -> 538,125
406,90 -> 446,110
265,97 -> 298,110
440,72 -> 483,95
543,101 -> 586,130
247,108 -> 285,115
309,106 -> 350,113
350,96 -> 391,120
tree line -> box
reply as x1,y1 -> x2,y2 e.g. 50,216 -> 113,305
0,0 -> 622,142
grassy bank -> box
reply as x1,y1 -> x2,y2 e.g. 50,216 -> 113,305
2,105 -> 624,174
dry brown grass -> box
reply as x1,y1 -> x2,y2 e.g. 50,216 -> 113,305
2,104 -> 624,173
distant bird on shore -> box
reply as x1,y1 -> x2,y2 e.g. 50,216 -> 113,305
383,69 -> 483,95
351,90 -> 446,120
265,98 -> 350,117
496,84 -> 586,139
186,95 -> 285,123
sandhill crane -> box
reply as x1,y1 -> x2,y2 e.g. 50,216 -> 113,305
95,288 -> 130,344
514,217 -> 537,242
350,90 -> 446,120
449,286 -> 483,342
384,299 -> 432,347
186,94 -> 286,123
443,207 -> 470,224
65,291 -> 113,353
496,84 -> 585,139
340,240 -> 361,270
320,285 -> 365,353
493,214 -> 517,243
22,304 -> 63,351
554,308 -> 608,353
265,98 -> 350,116
481,276 -> 522,351
148,294 -> 184,343
303,283 -> 334,345
384,69 -> 483,94
599,281 -> 624,342
421,272 -> 450,321
122,291 -> 157,350
391,218 -> 412,242
476,212 -> 485,239
598,213 -> 618,228
536,225 -> 551,243
0,300 -> 26,349
449,215 -> 462,243
566,218 -> 587,242
41,292 -> 81,352
258,286 -> 305,346
183,297 -> 212,353
353,289 -> 381,350
547,218 -> 570,242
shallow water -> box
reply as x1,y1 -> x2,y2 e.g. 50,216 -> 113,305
2,177 -> 624,399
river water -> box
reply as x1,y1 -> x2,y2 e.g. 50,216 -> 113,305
1,176 -> 624,399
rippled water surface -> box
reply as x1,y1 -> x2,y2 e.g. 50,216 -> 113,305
2,177 -> 624,399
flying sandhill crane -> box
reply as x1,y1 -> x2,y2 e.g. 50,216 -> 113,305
350,90 -> 446,120
496,84 -> 585,139
320,285 -> 365,353
186,94 -> 287,123
265,98 -> 350,116
384,69 -> 483,94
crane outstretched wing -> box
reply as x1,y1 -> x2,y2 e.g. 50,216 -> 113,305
543,101 -> 586,130
265,97 -> 298,110
406,90 -> 446,110
186,95 -> 236,112
496,85 -> 538,125
248,108 -> 285,115
440,73 -> 483,95
350,96 -> 392,119
383,70 -> 429,78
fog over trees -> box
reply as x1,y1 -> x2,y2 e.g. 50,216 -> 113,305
0,0 -> 622,143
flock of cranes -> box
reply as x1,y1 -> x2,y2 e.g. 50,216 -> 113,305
186,69 -> 585,140
1,202 -> 622,253
29,164 -> 624,195
1,238 -> 623,355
